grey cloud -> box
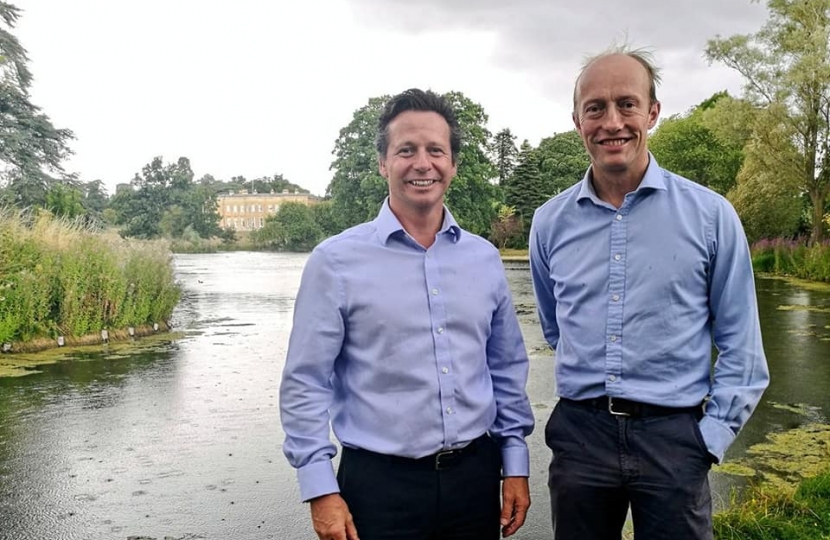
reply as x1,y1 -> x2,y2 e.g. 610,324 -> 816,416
349,0 -> 768,70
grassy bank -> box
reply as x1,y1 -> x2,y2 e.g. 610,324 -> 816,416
752,239 -> 830,282
714,472 -> 830,539
0,208 -> 180,347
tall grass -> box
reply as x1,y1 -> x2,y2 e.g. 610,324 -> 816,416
714,473 -> 830,539
751,238 -> 830,282
0,208 -> 180,344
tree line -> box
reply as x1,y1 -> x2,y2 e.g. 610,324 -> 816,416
2,0 -> 829,251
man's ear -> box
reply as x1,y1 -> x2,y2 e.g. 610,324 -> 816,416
378,155 -> 387,178
572,112 -> 580,131
648,101 -> 661,130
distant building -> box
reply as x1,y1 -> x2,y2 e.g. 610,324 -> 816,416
216,190 -> 318,231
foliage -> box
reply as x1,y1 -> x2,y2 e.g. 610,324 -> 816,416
706,0 -> 830,243
492,128 -> 519,185
535,130 -> 589,197
0,2 -> 75,208
751,238 -> 830,281
45,183 -> 85,219
0,207 -> 180,344
110,156 -> 221,240
729,105 -> 806,241
442,91 -> 500,237
489,204 -> 524,250
210,173 -> 308,197
713,472 -> 830,539
650,92 -> 747,195
504,140 -> 547,236
250,202 -> 323,252
326,96 -> 390,232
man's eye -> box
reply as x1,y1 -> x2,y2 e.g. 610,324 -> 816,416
398,148 -> 414,155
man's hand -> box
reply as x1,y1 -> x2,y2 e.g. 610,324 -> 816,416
309,493 -> 359,540
500,476 -> 530,537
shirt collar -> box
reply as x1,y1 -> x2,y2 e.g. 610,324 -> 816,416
375,198 -> 462,245
576,152 -> 668,203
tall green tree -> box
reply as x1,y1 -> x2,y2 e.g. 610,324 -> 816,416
251,201 -> 323,251
112,156 -> 220,239
504,140 -> 546,235
326,96 -> 389,231
442,91 -> 500,237
0,2 -> 74,208
706,0 -> 830,242
535,130 -> 590,197
493,128 -> 519,184
649,92 -> 746,195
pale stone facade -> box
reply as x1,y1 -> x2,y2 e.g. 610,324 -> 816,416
216,190 -> 317,231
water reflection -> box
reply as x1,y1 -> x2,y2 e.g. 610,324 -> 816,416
0,253 -> 827,540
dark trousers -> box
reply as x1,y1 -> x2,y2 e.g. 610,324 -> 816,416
337,435 -> 502,540
546,399 -> 713,540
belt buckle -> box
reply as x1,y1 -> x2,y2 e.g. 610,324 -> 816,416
434,450 -> 457,470
608,397 -> 631,417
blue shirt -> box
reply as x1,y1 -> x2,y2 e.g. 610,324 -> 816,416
529,156 -> 769,463
280,200 -> 534,502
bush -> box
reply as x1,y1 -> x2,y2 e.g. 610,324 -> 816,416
0,208 -> 180,343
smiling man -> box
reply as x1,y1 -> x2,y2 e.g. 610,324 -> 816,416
529,48 -> 769,539
280,88 -> 534,540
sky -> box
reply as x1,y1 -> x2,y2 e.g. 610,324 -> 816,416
12,0 -> 770,197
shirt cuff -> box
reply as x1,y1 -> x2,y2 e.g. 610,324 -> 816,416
500,444 -> 530,477
297,459 -> 340,502
698,415 -> 736,464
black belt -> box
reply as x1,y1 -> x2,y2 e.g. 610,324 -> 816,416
346,434 -> 488,471
563,396 -> 703,418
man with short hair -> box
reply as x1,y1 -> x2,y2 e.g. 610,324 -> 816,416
280,88 -> 534,540
530,47 -> 769,539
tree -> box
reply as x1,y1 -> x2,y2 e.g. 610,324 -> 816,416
0,2 -> 75,208
649,92 -> 746,195
535,130 -> 590,197
504,140 -> 546,236
326,96 -> 390,232
728,102 -> 805,241
252,202 -> 323,251
112,156 -> 220,239
706,0 -> 830,242
493,128 -> 519,184
442,91 -> 500,237
45,183 -> 84,219
489,204 -> 523,249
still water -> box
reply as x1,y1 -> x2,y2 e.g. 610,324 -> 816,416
0,252 -> 828,540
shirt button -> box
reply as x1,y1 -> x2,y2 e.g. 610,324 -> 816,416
612,294 -> 620,302
446,407 -> 453,414
437,327 -> 444,334
609,375 -> 617,382
431,288 -> 439,295
614,254 -> 621,261
442,367 -> 449,374
615,214 -> 622,221
610,335 -> 617,342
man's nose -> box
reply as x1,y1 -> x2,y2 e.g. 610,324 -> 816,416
413,148 -> 431,171
602,106 -> 624,131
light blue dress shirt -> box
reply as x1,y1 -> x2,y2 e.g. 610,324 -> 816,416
280,199 -> 534,502
530,155 -> 769,463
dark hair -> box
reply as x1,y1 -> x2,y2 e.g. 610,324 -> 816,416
572,45 -> 662,112
376,88 -> 461,163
